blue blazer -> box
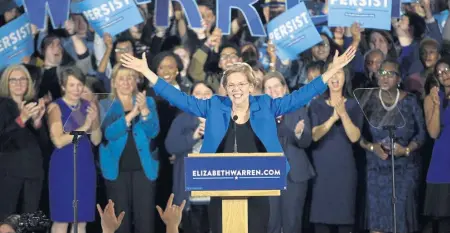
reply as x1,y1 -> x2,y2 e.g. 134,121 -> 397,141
152,76 -> 327,158
99,97 -> 160,181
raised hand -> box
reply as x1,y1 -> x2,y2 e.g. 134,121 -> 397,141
121,53 -> 150,75
334,98 -> 347,117
97,200 -> 125,233
330,46 -> 357,70
20,102 -> 40,122
322,46 -> 356,83
430,86 -> 440,106
32,99 -> 46,122
156,193 -> 186,228
103,33 -> 113,50
294,119 -> 305,135
136,91 -> 148,111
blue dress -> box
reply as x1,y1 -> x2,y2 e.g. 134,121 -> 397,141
364,93 -> 426,233
48,98 -> 96,222
309,98 -> 364,224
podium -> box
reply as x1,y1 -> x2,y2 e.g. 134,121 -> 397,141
185,153 -> 287,233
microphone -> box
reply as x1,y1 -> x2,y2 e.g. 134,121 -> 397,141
232,115 -> 238,153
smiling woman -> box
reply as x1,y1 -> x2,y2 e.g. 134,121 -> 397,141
120,46 -> 356,233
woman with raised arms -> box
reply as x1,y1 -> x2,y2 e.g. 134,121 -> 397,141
120,46 -> 357,233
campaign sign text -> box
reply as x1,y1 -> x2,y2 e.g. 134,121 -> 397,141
71,0 -> 144,37
185,156 -> 287,191
0,14 -> 34,71
23,0 -> 71,30
267,2 -> 322,60
154,0 -> 265,37
328,0 -> 392,30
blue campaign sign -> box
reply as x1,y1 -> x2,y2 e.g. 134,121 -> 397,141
392,0 -> 400,17
267,2 -> 322,60
0,14 -> 34,71
185,156 -> 287,191
328,0 -> 392,30
71,0 -> 144,37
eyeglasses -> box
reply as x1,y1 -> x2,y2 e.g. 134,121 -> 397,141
9,77 -> 28,85
220,53 -> 238,61
226,82 -> 249,90
437,67 -> 449,77
366,59 -> 382,66
377,70 -> 399,78
115,47 -> 131,53
316,42 -> 329,48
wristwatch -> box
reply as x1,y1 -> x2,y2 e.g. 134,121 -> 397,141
369,144 -> 374,152
405,147 -> 410,156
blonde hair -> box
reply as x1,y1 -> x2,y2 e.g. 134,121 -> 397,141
0,64 -> 35,100
222,62 -> 257,87
110,63 -> 140,98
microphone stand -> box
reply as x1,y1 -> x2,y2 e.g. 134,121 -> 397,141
70,130 -> 86,233
382,125 -> 398,233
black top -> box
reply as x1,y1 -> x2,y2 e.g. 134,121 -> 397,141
216,121 -> 267,153
119,111 -> 143,171
0,97 -> 47,178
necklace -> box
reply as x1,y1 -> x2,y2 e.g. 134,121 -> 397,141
379,88 -> 400,111
63,97 -> 80,111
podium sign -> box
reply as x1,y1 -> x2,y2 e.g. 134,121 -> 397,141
186,153 -> 286,233
185,156 -> 287,191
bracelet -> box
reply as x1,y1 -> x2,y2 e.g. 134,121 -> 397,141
141,114 -> 148,121
369,144 -> 374,152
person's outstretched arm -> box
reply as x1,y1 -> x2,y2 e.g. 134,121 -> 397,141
269,46 -> 357,117
120,53 -> 210,119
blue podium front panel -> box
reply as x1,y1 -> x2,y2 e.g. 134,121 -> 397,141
185,156 -> 287,191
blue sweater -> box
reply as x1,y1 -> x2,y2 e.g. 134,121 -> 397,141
99,97 -> 160,181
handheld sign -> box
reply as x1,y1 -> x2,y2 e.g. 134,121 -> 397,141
71,0 -> 144,37
185,156 -> 287,191
0,14 -> 34,71
328,0 -> 392,30
267,2 -> 322,60
23,0 -> 70,30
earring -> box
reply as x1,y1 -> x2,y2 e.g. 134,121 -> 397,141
397,82 -> 400,87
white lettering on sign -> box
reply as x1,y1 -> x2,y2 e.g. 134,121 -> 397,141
268,12 -> 309,41
329,0 -> 388,8
0,23 -> 31,52
82,0 -> 131,21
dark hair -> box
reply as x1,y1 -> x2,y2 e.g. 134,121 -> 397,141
58,66 -> 86,87
433,56 -> 450,78
367,30 -> 397,59
150,51 -> 183,73
85,76 -> 107,93
322,66 -> 353,99
404,12 -> 426,40
306,60 -> 326,74
247,60 -> 265,73
219,42 -> 241,57
301,33 -> 342,64
0,211 -> 51,233
190,81 -> 215,95
380,58 -> 401,74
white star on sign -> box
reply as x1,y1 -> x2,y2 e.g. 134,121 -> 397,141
235,176 -> 238,180
357,8 -> 363,12
13,46 -> 17,50
290,35 -> 295,39
105,17 -> 110,22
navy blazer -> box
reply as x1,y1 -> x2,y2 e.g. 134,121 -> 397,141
164,112 -> 200,205
152,76 -> 327,158
277,108 -> 315,183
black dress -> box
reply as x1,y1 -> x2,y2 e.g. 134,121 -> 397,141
209,121 -> 270,233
